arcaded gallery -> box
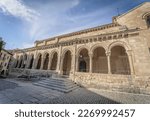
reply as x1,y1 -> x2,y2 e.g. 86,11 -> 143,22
12,3 -> 150,94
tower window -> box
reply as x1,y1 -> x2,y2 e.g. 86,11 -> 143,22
147,16 -> 150,27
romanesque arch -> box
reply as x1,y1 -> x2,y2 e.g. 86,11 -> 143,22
43,53 -> 49,70
110,46 -> 131,75
142,12 -> 150,27
90,44 -> 107,53
36,53 -> 42,69
92,47 -> 108,73
78,48 -> 89,72
107,41 -> 131,53
62,50 -> 72,75
50,52 -> 58,70
28,54 -> 34,69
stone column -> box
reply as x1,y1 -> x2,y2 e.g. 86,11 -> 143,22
57,46 -> 62,74
70,54 -> 74,73
21,59 -> 24,68
25,56 -> 30,69
32,52 -> 38,69
126,50 -> 134,75
59,55 -> 65,75
89,53 -> 93,73
40,57 -> 45,70
17,59 -> 20,68
71,45 -> 76,74
48,57 -> 52,70
75,55 -> 79,72
15,59 -> 19,68
106,52 -> 111,74
32,58 -> 36,69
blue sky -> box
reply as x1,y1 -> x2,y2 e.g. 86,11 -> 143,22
0,0 -> 149,49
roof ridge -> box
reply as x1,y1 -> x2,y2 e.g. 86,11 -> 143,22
37,23 -> 120,43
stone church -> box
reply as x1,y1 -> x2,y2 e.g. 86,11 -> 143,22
11,2 -> 150,94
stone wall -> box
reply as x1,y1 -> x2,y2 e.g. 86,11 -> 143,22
71,72 -> 150,94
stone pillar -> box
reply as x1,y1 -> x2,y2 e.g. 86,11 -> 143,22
32,58 -> 36,69
126,50 -> 134,75
57,46 -> 62,74
75,55 -> 79,72
71,45 -> 76,74
48,57 -> 52,70
89,53 -> 93,73
70,54 -> 74,73
40,57 -> 45,70
17,59 -> 21,68
21,59 -> 24,68
25,56 -> 30,69
15,59 -> 19,68
59,55 -> 65,75
106,52 -> 111,74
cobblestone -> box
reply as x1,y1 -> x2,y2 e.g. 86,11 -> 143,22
0,78 -> 150,104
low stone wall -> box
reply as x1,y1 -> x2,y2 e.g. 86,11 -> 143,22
11,68 -> 57,77
11,68 -> 150,94
71,72 -> 150,94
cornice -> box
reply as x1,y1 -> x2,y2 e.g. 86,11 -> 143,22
14,28 -> 139,54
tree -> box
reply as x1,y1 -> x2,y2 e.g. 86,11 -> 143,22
0,37 -> 5,52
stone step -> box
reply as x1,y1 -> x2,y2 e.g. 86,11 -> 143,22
33,77 -> 79,93
38,79 -> 76,85
34,80 -> 78,89
34,83 -> 78,90
34,83 -> 78,92
33,83 -> 79,93
34,80 -> 77,87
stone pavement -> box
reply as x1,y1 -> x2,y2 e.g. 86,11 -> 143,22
0,78 -> 150,104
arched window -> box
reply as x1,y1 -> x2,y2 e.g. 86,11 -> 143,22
43,53 -> 49,70
92,47 -> 107,73
62,50 -> 72,75
36,54 -> 42,69
147,16 -> 150,27
110,46 -> 130,75
143,12 -> 150,28
50,52 -> 58,70
29,55 -> 34,69
78,48 -> 89,72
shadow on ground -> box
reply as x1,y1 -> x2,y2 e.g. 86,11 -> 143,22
0,76 -> 120,104
48,87 -> 120,104
0,80 -> 19,91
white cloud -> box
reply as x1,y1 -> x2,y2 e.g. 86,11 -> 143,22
28,0 -> 80,40
0,0 -> 115,49
0,0 -> 39,22
22,42 -> 34,48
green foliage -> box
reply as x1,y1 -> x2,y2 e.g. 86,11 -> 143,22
0,38 -> 6,52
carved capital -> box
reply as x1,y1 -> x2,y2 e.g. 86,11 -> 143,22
126,50 -> 132,56
88,52 -> 93,58
105,51 -> 111,56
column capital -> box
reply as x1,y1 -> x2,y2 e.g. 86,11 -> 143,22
88,52 -> 93,58
105,51 -> 111,56
42,57 -> 46,60
126,50 -> 132,56
71,54 -> 74,57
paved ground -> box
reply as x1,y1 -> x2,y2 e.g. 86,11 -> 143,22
0,77 -> 150,104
